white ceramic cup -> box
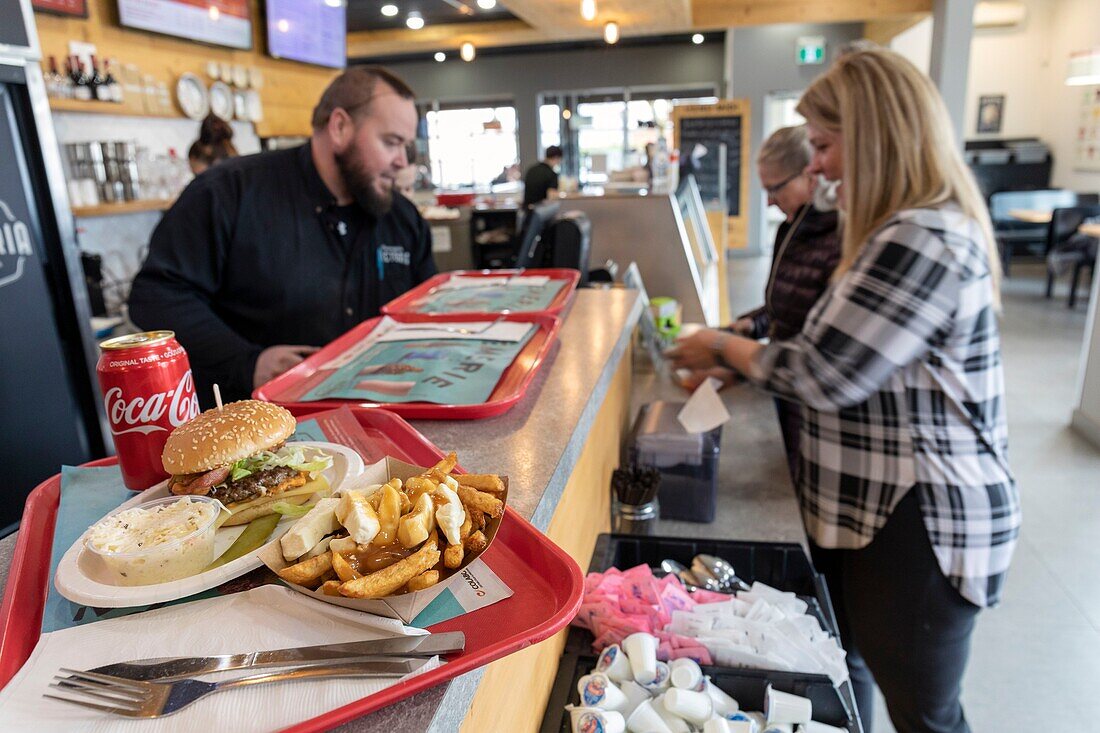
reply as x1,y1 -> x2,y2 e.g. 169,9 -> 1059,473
578,672 -> 628,711
627,699 -> 675,733
704,678 -> 740,716
569,705 -> 626,733
622,632 -> 659,684
764,686 -> 813,725
597,644 -> 635,683
652,693 -> 692,733
669,658 -> 705,691
663,688 -> 714,726
619,680 -> 653,718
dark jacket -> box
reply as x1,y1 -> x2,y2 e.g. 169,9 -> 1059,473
737,203 -> 840,341
128,143 -> 436,407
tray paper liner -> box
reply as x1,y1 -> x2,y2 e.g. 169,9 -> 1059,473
261,457 -> 508,623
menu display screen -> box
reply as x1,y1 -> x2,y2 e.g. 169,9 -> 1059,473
265,0 -> 346,69
117,0 -> 253,50
32,0 -> 88,17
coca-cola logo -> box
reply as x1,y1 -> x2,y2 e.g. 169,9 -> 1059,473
105,370 -> 200,436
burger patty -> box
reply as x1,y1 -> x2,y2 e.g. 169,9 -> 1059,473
210,466 -> 307,505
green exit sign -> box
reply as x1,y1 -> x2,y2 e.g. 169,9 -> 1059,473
797,36 -> 826,65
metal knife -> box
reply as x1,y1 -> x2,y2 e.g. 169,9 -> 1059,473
86,631 -> 465,682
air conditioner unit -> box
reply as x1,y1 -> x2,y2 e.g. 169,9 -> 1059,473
974,1 -> 1027,29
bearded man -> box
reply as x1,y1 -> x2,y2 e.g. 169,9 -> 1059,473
129,67 -> 436,407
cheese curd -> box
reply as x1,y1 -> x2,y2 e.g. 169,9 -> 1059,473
86,496 -> 223,586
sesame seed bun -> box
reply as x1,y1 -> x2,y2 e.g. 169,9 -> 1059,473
161,400 -> 297,475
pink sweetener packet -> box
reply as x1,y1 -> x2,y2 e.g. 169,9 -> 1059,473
592,630 -> 626,651
691,589 -> 732,604
669,646 -> 713,665
657,642 -> 673,661
659,581 -> 696,614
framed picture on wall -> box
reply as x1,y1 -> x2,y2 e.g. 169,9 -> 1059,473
977,95 -> 1005,134
31,0 -> 88,18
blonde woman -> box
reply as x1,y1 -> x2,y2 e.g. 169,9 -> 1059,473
669,49 -> 1019,733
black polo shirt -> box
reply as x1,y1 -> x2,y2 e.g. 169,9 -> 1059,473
128,143 -> 436,407
523,161 -> 559,208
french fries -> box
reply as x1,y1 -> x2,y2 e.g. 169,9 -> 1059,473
406,570 -> 440,592
275,451 -> 505,600
338,534 -> 440,599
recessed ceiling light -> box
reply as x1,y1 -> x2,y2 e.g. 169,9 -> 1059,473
434,51 -> 446,62
562,109 -> 572,120
277,18 -> 289,32
323,0 -> 343,7
208,5 -> 220,20
381,4 -> 399,17
581,0 -> 597,22
692,33 -> 704,44
603,20 -> 619,44
406,11 -> 424,29
477,0 -> 497,8
460,42 -> 476,62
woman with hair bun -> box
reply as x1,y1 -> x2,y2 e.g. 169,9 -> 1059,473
188,113 -> 238,175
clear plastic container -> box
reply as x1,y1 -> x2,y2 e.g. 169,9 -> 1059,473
85,496 -> 223,586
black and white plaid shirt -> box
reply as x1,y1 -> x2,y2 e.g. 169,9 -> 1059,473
751,206 -> 1020,608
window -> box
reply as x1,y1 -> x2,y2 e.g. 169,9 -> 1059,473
538,86 -> 718,187
424,104 -> 519,190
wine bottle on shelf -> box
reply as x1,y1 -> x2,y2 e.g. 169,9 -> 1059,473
103,58 -> 123,103
60,57 -> 74,98
44,56 -> 60,98
71,56 -> 92,101
91,55 -> 110,102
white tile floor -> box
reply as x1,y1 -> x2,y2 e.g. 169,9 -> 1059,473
720,258 -> 1100,732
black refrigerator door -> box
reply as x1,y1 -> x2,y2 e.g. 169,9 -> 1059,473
0,79 -> 97,531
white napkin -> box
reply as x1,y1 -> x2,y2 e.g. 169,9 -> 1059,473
0,586 -> 439,733
437,275 -> 551,290
376,320 -> 533,343
677,377 -> 731,433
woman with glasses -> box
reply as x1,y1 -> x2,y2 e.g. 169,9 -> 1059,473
669,49 -> 1019,733
685,125 -> 840,483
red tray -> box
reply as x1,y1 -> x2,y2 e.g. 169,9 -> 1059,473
380,268 -> 580,319
0,416 -> 584,731
253,312 -> 561,420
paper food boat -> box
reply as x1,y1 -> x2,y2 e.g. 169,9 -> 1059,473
260,457 -> 508,623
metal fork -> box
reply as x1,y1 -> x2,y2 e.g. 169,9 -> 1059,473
45,658 -> 428,719
390,316 -> 507,336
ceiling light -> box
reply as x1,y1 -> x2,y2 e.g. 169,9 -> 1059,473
277,18 -> 289,32
208,5 -> 220,20
406,11 -> 424,29
434,51 -> 446,62
460,42 -> 476,62
603,20 -> 619,44
477,0 -> 497,8
323,0 -> 343,7
581,0 -> 597,22
692,33 -> 704,44
562,109 -> 572,120
381,4 -> 399,16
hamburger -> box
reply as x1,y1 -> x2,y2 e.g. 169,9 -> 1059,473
162,400 -> 332,526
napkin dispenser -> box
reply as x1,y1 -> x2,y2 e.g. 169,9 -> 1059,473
628,401 -> 721,522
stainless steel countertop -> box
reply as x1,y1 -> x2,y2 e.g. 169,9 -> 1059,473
0,287 -> 644,733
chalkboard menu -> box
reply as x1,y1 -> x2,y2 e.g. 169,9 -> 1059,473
673,100 -> 749,218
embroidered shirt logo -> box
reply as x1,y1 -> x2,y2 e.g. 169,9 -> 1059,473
378,244 -> 411,266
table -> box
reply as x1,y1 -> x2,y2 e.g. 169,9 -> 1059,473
1007,208 -> 1053,224
0,288 -> 644,733
1079,222 -> 1100,239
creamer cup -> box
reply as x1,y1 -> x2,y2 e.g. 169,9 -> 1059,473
704,678 -> 740,716
640,661 -> 671,693
622,632 -> 659,684
704,718 -> 734,733
799,722 -> 847,733
765,685 -> 812,725
725,710 -> 760,733
619,680 -> 652,718
577,672 -> 628,711
626,699 -> 674,733
669,657 -> 704,691
568,705 -> 626,733
652,693 -> 692,733
763,724 -> 794,733
663,688 -> 714,726
597,644 -> 634,683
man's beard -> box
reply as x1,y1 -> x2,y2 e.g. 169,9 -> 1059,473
334,141 -> 393,217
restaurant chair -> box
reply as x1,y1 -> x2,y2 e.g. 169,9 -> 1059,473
989,189 -> 1078,274
1045,205 -> 1100,308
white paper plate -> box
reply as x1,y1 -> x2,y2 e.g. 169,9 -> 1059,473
54,442 -> 363,608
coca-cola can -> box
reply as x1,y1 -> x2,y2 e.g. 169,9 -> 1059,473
97,331 -> 201,490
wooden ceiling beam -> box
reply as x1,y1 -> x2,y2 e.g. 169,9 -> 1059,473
863,13 -> 929,45
692,0 -> 932,29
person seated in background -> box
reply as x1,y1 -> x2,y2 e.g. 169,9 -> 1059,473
129,66 -> 436,408
522,145 -> 562,208
684,125 -> 840,482
187,113 -> 238,175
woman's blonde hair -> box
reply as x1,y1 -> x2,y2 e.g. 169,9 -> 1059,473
795,48 -> 1001,302
757,125 -> 812,178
